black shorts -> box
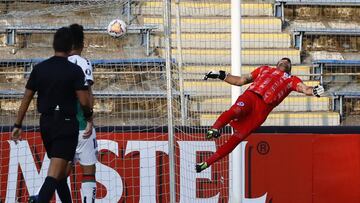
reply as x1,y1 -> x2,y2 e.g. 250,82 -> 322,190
40,114 -> 79,161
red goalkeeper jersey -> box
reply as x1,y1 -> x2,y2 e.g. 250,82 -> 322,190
248,66 -> 302,106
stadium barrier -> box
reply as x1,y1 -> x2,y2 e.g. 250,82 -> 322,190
0,126 -> 359,202
313,59 -> 360,86
275,0 -> 360,22
312,60 -> 360,122
1,25 -> 158,56
293,28 -> 360,51
332,92 -> 360,120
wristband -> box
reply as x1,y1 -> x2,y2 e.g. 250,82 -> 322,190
14,123 -> 22,128
219,71 -> 227,80
83,108 -> 93,121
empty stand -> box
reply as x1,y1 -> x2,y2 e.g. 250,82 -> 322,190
0,58 -> 175,126
275,0 -> 360,21
0,0 -> 355,126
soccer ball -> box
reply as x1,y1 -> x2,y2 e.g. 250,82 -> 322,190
107,19 -> 127,38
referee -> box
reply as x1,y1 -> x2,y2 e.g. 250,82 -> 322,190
11,27 -> 93,203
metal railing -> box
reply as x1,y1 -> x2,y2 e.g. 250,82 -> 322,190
275,0 -> 360,22
1,24 -> 158,56
293,28 -> 360,51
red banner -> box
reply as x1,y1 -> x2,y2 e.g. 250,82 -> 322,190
246,134 -> 360,203
0,132 -> 359,203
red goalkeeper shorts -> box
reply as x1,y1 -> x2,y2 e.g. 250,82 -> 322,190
229,90 -> 274,136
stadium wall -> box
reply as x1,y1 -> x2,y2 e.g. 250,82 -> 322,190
0,127 -> 359,203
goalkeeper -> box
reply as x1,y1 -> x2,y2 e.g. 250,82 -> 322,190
196,58 -> 325,173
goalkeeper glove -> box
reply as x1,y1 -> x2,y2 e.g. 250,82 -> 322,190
313,85 -> 325,97
196,162 -> 208,173
205,129 -> 221,139
204,70 -> 227,80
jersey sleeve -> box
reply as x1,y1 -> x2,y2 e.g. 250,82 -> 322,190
69,56 -> 94,86
73,66 -> 89,91
25,67 -> 38,92
291,76 -> 303,91
68,55 -> 76,64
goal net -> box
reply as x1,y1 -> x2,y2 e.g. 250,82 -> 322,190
0,0 -> 358,203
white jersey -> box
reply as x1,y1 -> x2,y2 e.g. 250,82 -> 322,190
68,55 -> 94,85
68,54 -> 94,130
68,55 -> 98,165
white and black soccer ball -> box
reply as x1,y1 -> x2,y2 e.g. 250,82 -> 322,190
107,19 -> 127,38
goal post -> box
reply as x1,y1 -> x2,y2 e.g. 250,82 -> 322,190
230,0 -> 242,202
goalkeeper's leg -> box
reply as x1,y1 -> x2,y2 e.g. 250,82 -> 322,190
197,131 -> 249,173
197,109 -> 267,173
206,91 -> 253,139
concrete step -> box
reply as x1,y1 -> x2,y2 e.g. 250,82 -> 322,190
0,33 -> 138,49
0,3 -> 122,28
153,33 -> 291,49
144,17 -> 282,33
159,48 -> 301,65
191,96 -> 330,112
135,2 -> 273,17
0,46 -> 148,60
183,65 -> 311,81
200,112 -> 340,126
184,80 -> 320,96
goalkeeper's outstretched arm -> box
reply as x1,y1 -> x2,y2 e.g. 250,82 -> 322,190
224,73 -> 253,86
204,70 -> 253,86
296,82 -> 325,97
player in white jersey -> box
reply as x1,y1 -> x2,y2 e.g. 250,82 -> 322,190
68,24 -> 98,203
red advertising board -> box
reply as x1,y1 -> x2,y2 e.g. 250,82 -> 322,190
245,134 -> 360,203
0,132 -> 359,203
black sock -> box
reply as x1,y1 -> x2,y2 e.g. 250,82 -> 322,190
38,176 -> 58,203
56,178 -> 72,203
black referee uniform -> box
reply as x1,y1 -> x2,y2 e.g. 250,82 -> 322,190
10,26 -> 93,203
26,56 -> 88,161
